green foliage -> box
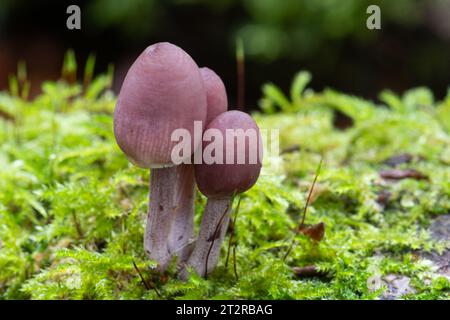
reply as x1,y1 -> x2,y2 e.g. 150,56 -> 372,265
0,64 -> 449,299
236,0 -> 427,61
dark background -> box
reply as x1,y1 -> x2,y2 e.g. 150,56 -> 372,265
1,0 -> 450,108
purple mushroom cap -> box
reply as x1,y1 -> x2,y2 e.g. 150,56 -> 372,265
114,42 -> 207,168
195,110 -> 262,199
200,67 -> 228,124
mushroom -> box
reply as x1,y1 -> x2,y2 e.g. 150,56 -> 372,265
113,42 -> 207,271
168,67 -> 228,263
200,67 -> 228,124
185,110 -> 262,277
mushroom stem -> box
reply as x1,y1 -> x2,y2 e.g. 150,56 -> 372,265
144,166 -> 178,271
167,164 -> 196,263
185,198 -> 232,277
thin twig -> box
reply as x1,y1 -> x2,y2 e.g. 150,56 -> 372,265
71,210 -> 84,239
292,265 -> 328,278
232,244 -> 238,281
299,157 -> 323,228
132,260 -> 150,290
283,240 -> 296,262
225,222 -> 234,269
225,197 -> 242,268
283,156 -> 323,261
132,260 -> 161,298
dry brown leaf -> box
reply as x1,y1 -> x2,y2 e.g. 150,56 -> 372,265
380,169 -> 428,180
298,222 -> 325,242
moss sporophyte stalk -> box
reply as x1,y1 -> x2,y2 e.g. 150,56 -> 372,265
0,48 -> 448,299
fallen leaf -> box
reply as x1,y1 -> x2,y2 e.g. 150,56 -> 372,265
333,109 -> 354,130
293,265 -> 327,278
382,275 -> 416,299
379,169 -> 428,180
298,222 -> 325,242
160,274 -> 169,284
376,190 -> 392,206
383,153 -> 413,167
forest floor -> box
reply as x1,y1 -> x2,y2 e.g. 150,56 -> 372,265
0,67 -> 449,299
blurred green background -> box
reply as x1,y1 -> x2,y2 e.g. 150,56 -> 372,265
1,0 -> 450,108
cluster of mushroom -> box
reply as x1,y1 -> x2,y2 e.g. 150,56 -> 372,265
114,42 -> 262,278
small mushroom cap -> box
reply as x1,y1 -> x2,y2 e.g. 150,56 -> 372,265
195,110 -> 262,199
114,42 -> 207,168
200,67 -> 228,124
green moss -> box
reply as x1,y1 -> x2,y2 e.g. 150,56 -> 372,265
0,65 -> 448,299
